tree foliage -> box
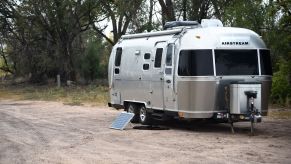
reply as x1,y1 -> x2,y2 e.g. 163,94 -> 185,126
93,0 -> 143,44
0,0 -> 290,105
272,59 -> 291,105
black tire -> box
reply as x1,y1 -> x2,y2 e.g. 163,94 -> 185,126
139,105 -> 152,125
126,103 -> 140,123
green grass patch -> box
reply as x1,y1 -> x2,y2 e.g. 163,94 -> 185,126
0,84 -> 109,106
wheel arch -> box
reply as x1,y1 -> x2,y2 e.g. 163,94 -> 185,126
123,100 -> 147,111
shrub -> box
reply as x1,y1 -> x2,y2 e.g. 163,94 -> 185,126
271,59 -> 291,106
80,39 -> 101,81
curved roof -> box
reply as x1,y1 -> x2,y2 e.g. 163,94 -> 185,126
117,26 -> 266,50
180,27 -> 266,49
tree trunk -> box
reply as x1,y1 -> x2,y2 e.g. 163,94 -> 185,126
182,0 -> 187,21
158,0 -> 176,25
165,0 -> 175,21
147,0 -> 154,32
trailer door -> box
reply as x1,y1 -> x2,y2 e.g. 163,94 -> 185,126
150,42 -> 166,110
163,43 -> 176,111
111,47 -> 122,104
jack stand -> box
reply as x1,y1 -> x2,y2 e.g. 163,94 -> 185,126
230,121 -> 235,134
250,121 -> 254,136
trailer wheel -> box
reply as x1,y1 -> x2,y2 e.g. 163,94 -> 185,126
139,105 -> 152,125
126,103 -> 140,123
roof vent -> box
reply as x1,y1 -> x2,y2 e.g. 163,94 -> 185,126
163,21 -> 200,30
201,19 -> 223,27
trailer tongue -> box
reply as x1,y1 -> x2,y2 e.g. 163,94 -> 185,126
229,82 -> 262,135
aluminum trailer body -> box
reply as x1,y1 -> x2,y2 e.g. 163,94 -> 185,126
108,19 -> 272,127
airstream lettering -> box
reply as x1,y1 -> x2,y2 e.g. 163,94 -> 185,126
108,19 -> 272,133
221,41 -> 249,45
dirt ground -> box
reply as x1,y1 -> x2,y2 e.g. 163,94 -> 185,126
0,100 -> 291,164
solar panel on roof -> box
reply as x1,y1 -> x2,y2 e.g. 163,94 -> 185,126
110,112 -> 134,130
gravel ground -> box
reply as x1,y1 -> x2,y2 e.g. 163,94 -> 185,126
0,100 -> 291,164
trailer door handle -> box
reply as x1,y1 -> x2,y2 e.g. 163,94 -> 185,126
166,80 -> 171,83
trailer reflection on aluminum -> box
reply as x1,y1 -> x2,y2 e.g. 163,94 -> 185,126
108,19 -> 272,125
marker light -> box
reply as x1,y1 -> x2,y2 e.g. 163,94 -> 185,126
178,112 -> 184,118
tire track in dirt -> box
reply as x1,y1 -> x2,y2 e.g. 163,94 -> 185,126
0,109 -> 49,146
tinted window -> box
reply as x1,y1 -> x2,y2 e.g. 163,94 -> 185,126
260,49 -> 272,75
143,64 -> 149,70
178,50 -> 214,76
114,68 -> 120,74
144,53 -> 151,59
166,44 -> 174,66
115,47 -> 122,66
154,48 -> 163,68
215,50 -> 258,75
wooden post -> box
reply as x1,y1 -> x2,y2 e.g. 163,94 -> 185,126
57,75 -> 61,88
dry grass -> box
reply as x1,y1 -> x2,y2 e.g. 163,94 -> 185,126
268,105 -> 291,119
0,84 -> 109,106
1,83 -> 290,119
268,110 -> 291,119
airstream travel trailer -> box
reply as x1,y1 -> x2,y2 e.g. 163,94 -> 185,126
108,19 -> 272,133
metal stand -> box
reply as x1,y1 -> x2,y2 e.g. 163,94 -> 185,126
245,91 -> 257,136
127,122 -> 134,129
230,122 -> 235,134
250,119 -> 254,136
228,118 -> 235,134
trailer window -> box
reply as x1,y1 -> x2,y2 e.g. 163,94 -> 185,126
143,64 -> 150,70
115,47 -> 122,66
144,53 -> 151,60
260,49 -> 272,75
215,50 -> 258,75
178,50 -> 214,76
166,44 -> 174,66
154,48 -> 163,68
114,68 -> 120,74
